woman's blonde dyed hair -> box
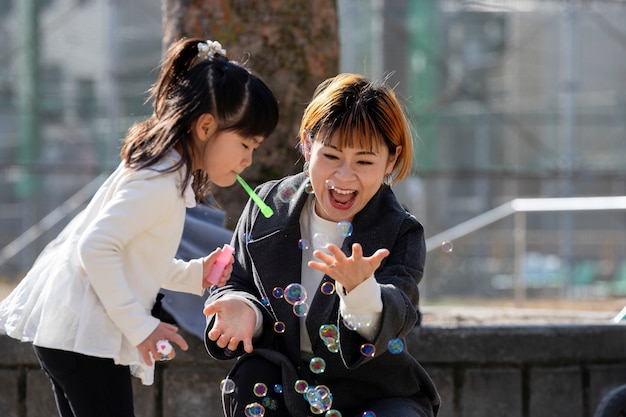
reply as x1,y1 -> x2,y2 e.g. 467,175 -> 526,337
299,73 -> 414,182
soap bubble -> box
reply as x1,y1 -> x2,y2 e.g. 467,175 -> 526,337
326,410 -> 342,417
336,221 -> 353,237
244,402 -> 265,417
360,343 -> 376,357
243,232 -> 254,243
309,357 -> 326,374
313,232 -> 329,251
298,238 -> 310,250
284,283 -> 307,304
277,183 -> 298,203
298,142 -> 307,156
305,385 -> 333,412
294,380 -> 309,394
304,182 -> 315,194
319,324 -> 339,353
293,301 -> 309,317
319,325 -> 338,341
220,378 -> 236,394
441,241 -> 454,253
387,338 -> 404,354
253,382 -> 268,397
325,179 -> 336,190
273,384 -> 283,394
342,313 -> 373,331
320,281 -> 336,295
261,297 -> 270,306
273,321 -> 286,333
362,411 -> 377,417
272,287 -> 284,299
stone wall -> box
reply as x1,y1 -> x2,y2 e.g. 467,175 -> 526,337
1,324 -> 625,417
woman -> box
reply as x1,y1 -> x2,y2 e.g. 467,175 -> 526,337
204,73 -> 440,417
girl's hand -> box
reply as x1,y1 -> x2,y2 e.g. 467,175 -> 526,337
201,247 -> 234,288
137,322 -> 188,366
308,243 -> 389,293
204,298 -> 256,353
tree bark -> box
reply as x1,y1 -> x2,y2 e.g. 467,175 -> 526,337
161,0 -> 339,226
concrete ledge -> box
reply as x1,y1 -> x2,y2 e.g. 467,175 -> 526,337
1,324 -> 625,417
409,324 -> 626,363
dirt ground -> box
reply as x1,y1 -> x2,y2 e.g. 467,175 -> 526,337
421,297 -> 625,325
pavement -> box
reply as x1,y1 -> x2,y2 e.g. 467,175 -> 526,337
421,305 -> 620,326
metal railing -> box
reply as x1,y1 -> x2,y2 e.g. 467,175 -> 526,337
0,174 -> 107,268
425,196 -> 626,305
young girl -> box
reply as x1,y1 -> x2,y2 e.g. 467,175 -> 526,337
0,38 -> 279,417
203,73 -> 440,417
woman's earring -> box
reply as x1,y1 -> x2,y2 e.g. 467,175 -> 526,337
303,161 -> 310,177
383,173 -> 393,186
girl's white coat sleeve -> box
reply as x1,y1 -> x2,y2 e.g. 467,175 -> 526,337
78,171 -> 201,347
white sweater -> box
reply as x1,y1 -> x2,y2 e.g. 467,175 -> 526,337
0,151 -> 204,384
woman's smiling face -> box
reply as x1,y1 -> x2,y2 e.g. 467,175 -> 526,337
307,132 -> 399,222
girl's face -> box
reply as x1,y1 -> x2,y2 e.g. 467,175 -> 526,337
201,130 -> 263,187
191,113 -> 263,187
306,132 -> 400,222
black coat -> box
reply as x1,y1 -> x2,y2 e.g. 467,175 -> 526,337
205,173 -> 440,415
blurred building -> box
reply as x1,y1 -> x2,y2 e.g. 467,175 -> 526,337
339,0 -> 626,300
0,0 -> 162,274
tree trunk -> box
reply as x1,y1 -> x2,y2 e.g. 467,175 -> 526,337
162,0 -> 339,227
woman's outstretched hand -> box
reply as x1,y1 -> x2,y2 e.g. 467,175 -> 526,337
308,243 -> 389,293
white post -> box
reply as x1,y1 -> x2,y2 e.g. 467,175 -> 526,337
513,211 -> 526,307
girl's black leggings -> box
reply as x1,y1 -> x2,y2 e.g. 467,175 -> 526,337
33,345 -> 135,417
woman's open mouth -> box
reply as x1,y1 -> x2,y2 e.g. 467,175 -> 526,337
329,188 -> 357,210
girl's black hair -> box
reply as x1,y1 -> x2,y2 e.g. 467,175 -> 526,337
120,38 -> 279,201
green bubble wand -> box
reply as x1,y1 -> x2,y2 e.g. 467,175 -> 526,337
236,174 -> 274,218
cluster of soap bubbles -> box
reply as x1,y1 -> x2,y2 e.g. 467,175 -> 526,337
295,380 -> 336,415
342,313 -> 374,331
220,378 -> 284,417
319,324 -> 339,352
300,215 -> 353,256
270,283 -> 309,321
222,375 -> 378,417
309,222 -> 353,252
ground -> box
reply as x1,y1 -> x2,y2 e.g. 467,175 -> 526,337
421,297 -> 625,325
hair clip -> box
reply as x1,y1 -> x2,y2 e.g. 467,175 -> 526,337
196,40 -> 226,63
